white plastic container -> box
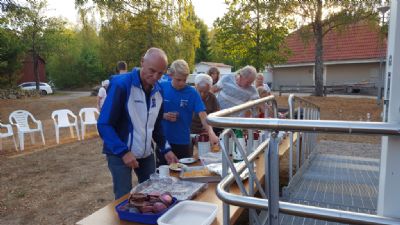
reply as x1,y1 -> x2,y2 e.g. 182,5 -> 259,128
197,134 -> 211,157
198,141 -> 210,157
157,200 -> 218,225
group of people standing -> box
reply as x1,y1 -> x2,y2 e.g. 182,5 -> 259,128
97,47 -> 271,199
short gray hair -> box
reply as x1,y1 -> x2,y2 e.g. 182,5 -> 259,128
237,65 -> 257,79
195,73 -> 213,87
170,59 -> 190,77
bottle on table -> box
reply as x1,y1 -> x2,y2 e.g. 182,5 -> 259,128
197,133 -> 210,157
233,129 -> 246,162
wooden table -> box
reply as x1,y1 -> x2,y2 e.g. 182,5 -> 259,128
76,135 -> 295,225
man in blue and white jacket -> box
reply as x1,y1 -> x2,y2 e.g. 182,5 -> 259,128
98,48 -> 178,199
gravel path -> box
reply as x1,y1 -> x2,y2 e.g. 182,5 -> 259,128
315,140 -> 381,159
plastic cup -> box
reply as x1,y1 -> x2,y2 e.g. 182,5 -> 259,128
171,111 -> 179,119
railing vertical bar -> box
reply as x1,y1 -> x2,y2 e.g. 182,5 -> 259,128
301,106 -> 307,165
296,105 -> 301,170
313,108 -> 318,153
248,107 -> 256,225
306,107 -> 311,159
267,131 -> 280,225
289,131 -> 293,181
221,130 -> 231,225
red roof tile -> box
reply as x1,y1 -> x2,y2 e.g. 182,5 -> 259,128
284,22 -> 387,64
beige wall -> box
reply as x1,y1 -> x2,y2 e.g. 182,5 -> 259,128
272,62 -> 383,90
326,63 -> 381,85
272,66 -> 314,89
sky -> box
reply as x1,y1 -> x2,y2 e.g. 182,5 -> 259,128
45,0 -> 228,28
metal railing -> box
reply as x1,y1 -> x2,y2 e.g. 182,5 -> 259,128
287,94 -> 320,181
207,95 -> 400,225
217,96 -> 279,225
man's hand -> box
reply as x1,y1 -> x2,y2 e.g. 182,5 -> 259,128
209,132 -> 219,146
122,151 -> 139,168
163,112 -> 178,122
164,151 -> 178,164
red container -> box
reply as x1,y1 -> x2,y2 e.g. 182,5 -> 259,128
253,131 -> 260,140
198,133 -> 209,142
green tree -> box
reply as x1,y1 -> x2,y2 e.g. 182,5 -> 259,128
210,0 -> 289,71
284,0 -> 384,96
4,0 -> 65,90
0,27 -> 24,87
77,0 -> 199,70
0,0 -> 24,87
194,17 -> 210,63
45,28 -> 81,88
46,11 -> 105,88
18,0 -> 48,90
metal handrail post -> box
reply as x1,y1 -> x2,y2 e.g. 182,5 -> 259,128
310,108 -> 315,154
288,95 -> 295,180
296,105 -> 301,170
308,107 -> 311,158
267,131 -> 280,225
247,107 -> 256,225
289,131 -> 294,180
221,129 -> 231,225
301,112 -> 306,164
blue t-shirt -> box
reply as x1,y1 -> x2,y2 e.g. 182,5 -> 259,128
159,74 -> 172,83
160,82 -> 205,144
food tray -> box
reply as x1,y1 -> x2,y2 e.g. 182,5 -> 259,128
157,200 -> 218,225
179,166 -> 221,183
131,177 -> 207,201
116,197 -> 178,224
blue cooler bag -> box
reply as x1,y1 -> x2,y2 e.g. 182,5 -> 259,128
116,197 -> 178,224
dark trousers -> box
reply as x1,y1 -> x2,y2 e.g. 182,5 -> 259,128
156,143 -> 192,166
106,153 -> 155,200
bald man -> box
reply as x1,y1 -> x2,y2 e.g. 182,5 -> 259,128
98,48 -> 178,199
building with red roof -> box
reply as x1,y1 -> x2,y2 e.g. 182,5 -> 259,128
268,22 -> 387,91
194,61 -> 233,75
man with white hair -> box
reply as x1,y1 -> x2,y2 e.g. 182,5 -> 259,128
159,60 -> 219,164
191,73 -> 220,134
214,65 -> 260,113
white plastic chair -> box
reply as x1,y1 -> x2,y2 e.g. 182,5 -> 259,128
0,122 -> 18,151
9,110 -> 45,151
79,108 -> 99,140
51,109 -> 81,144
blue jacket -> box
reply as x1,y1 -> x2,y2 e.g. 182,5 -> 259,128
97,68 -> 170,158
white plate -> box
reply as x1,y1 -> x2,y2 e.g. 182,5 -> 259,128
157,200 -> 218,225
169,163 -> 185,171
179,157 -> 197,164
